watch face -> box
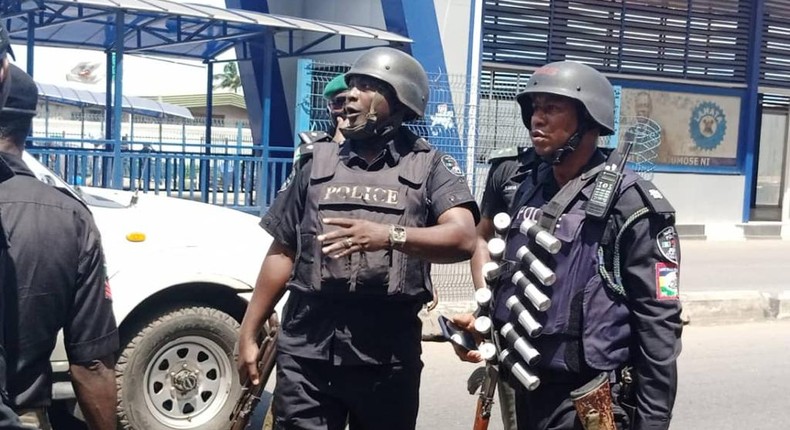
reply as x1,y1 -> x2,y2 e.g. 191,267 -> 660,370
390,225 -> 406,245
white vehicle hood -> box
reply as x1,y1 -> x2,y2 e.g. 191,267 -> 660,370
82,187 -> 270,289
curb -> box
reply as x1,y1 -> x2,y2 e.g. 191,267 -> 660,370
420,290 -> 780,337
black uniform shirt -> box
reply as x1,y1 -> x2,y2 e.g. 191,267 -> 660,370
0,158 -> 24,429
0,153 -> 119,408
261,131 -> 479,366
480,147 -> 535,218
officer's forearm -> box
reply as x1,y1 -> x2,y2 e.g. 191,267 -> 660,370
470,218 -> 495,289
400,208 -> 476,263
70,356 -> 116,430
239,242 -> 293,343
470,238 -> 491,289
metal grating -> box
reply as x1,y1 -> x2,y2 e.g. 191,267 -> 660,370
483,0 -> 751,83
762,1 -> 790,88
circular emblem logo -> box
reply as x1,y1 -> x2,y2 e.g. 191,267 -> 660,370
441,154 -> 464,177
689,101 -> 727,151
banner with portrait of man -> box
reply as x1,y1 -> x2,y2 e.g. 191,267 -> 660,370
618,88 -> 740,168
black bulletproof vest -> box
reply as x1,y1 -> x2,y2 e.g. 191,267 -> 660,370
290,140 -> 435,302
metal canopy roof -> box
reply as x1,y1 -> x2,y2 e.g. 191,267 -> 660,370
37,82 -> 194,119
1,0 -> 411,60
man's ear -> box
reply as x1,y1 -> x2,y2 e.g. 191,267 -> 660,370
0,57 -> 8,85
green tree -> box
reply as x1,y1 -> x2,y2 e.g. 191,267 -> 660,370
212,62 -> 241,93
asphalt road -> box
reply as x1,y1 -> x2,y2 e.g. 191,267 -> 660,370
418,320 -> 790,430
50,319 -> 790,429
680,240 -> 790,294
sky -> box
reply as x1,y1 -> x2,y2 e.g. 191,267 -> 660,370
8,0 -> 237,98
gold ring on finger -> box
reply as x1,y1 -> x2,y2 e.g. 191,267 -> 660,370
344,238 -> 354,248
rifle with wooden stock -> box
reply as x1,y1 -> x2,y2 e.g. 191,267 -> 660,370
468,364 -> 499,430
229,314 -> 279,430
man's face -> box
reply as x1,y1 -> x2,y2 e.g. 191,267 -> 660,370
327,91 -> 348,120
529,93 -> 579,157
635,93 -> 652,118
344,75 -> 395,130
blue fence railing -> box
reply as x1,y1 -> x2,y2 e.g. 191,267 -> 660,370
27,137 -> 296,215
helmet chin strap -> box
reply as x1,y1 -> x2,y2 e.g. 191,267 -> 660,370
543,126 -> 585,165
340,92 -> 398,140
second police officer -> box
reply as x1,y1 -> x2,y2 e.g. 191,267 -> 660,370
237,46 -> 479,430
456,61 -> 682,430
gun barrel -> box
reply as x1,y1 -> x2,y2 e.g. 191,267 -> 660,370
505,295 -> 543,337
511,271 -> 551,311
500,349 -> 541,391
501,323 -> 541,366
520,219 -> 561,254
515,246 -> 556,286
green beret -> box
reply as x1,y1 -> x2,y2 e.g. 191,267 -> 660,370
323,74 -> 348,99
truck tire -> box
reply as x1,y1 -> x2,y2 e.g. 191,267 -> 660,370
116,306 -> 241,430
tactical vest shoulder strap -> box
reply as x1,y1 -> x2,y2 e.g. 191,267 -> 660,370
487,146 -> 519,164
399,149 -> 436,186
309,141 -> 340,181
537,162 -> 605,234
398,129 -> 435,186
597,171 -> 658,298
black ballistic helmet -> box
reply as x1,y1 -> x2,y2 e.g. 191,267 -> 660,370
344,47 -> 429,120
0,22 -> 15,112
516,61 -> 615,136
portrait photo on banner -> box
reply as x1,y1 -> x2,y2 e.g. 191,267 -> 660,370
618,88 -> 741,169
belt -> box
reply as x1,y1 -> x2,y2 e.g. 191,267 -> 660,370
17,408 -> 52,430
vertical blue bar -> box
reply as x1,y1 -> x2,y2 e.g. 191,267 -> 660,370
742,0 -> 764,222
259,32 -> 273,215
25,12 -> 34,77
112,10 -> 124,189
293,58 -> 314,146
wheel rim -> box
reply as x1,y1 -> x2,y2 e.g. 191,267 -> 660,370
142,335 -> 233,428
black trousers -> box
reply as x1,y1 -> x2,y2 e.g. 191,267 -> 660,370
272,353 -> 422,430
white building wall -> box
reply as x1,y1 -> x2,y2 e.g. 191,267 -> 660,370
651,172 -> 745,238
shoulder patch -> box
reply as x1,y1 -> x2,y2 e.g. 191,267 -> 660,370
634,180 -> 675,214
441,154 -> 464,176
487,146 -> 519,164
656,226 -> 679,263
655,262 -> 679,300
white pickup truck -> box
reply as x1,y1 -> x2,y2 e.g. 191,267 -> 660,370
23,152 -> 274,430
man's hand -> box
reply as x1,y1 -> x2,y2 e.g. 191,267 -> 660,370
450,313 -> 484,363
317,218 -> 390,258
237,336 -> 260,386
333,117 -> 349,143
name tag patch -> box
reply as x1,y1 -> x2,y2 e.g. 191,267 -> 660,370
655,262 -> 679,300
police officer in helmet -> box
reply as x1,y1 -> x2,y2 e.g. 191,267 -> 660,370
238,46 -> 478,430
454,61 -> 682,430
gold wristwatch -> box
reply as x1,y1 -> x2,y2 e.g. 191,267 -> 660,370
388,225 -> 407,249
